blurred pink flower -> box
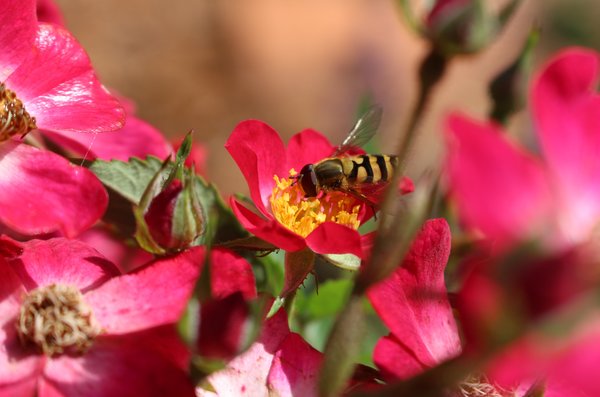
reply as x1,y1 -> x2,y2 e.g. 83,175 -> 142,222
483,316 -> 600,397
445,48 -> 600,250
196,248 -> 257,360
367,219 -> 462,380
196,310 -> 323,397
0,236 -> 201,397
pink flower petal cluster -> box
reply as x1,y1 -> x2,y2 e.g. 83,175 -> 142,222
226,120 -> 372,257
0,236 -> 202,397
196,310 -> 323,397
0,0 -> 125,237
367,219 -> 462,380
445,48 -> 600,250
196,248 -> 258,360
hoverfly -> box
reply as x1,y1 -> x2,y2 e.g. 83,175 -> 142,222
294,106 -> 398,208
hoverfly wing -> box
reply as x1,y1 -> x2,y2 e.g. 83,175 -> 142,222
333,105 -> 383,157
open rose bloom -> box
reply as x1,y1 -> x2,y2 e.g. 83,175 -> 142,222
226,120 -> 369,256
0,237 -> 202,397
0,0 -> 124,237
226,120 -> 413,257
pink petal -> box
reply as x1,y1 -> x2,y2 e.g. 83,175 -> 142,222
445,114 -> 552,246
85,246 -> 204,334
0,1 -> 37,81
267,333 -> 323,397
225,120 -> 286,217
43,334 -> 195,397
373,335 -> 427,380
5,237 -> 119,291
367,219 -> 461,376
545,329 -> 600,397
198,293 -> 249,360
0,378 -> 39,397
533,48 -> 600,241
210,248 -> 257,300
0,142 -> 108,238
41,116 -> 173,161
284,129 -> 335,173
77,227 -> 153,274
36,0 -> 65,26
305,222 -> 363,257
200,310 -> 290,397
135,325 -> 192,371
0,259 -> 42,385
230,198 -> 306,252
6,24 -> 124,134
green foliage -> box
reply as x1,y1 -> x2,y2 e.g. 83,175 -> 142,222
89,156 -> 168,205
89,152 -> 245,254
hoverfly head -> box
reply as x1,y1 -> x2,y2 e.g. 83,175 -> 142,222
298,163 -> 318,197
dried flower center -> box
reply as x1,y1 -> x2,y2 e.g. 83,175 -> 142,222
0,83 -> 36,141
456,374 -> 507,397
269,169 -> 362,238
17,283 -> 101,356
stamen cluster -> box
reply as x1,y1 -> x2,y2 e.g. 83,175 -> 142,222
269,170 -> 361,238
0,83 -> 36,141
457,375 -> 507,397
17,283 -> 101,356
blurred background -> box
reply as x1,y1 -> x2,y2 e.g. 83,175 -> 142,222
53,0 -> 598,195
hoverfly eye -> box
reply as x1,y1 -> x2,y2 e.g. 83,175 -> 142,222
299,164 -> 318,197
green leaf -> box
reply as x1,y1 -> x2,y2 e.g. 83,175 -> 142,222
321,253 -> 361,271
192,176 -> 247,246
132,157 -> 173,254
89,156 -> 170,204
175,131 -> 193,164
295,279 -> 352,319
166,130 -> 193,186
170,171 -> 207,247
255,250 -> 285,297
267,296 -> 287,318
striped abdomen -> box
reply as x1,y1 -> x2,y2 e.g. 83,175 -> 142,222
340,155 -> 398,185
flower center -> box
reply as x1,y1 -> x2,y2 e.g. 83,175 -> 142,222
17,283 -> 101,356
0,83 -> 37,141
269,170 -> 362,238
457,374 -> 507,397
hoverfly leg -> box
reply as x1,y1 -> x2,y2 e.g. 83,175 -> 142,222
346,188 -> 379,220
290,174 -> 300,186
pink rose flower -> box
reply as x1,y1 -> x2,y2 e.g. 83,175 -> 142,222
0,236 -> 202,397
0,1 -> 125,236
367,219 -> 462,380
226,120 -> 377,257
196,310 -> 323,397
445,48 -> 600,250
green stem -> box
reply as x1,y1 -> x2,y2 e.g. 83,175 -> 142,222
317,47 -> 450,397
356,48 -> 449,293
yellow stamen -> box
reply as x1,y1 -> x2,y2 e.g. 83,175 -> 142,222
269,169 -> 362,238
0,83 -> 36,141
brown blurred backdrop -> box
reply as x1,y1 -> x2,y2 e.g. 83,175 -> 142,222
53,0 -> 595,195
